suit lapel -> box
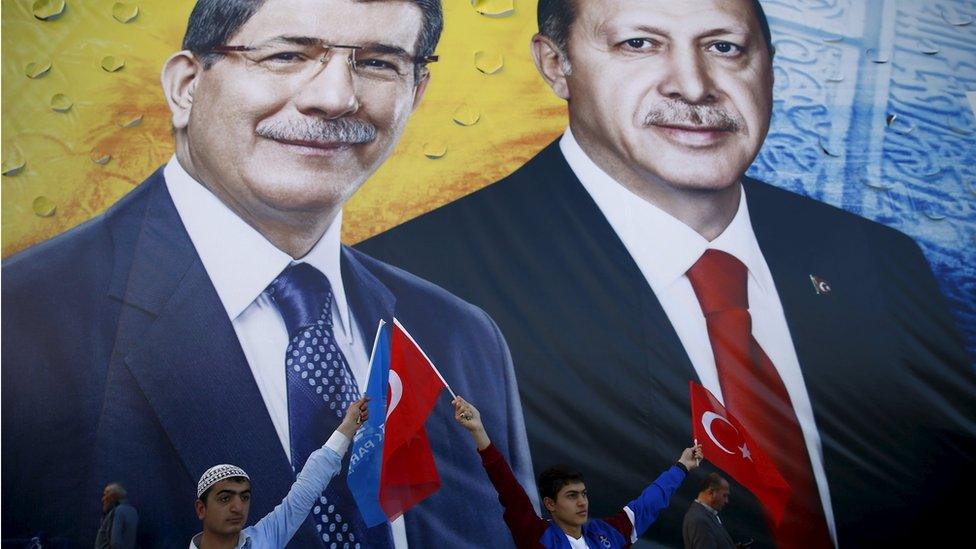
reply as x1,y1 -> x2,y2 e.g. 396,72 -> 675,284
540,144 -> 699,421
746,181 -> 833,372
340,247 -> 396,350
744,179 -> 855,411
108,177 -> 294,503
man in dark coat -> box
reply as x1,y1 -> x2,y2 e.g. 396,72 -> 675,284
94,483 -> 138,549
683,474 -> 735,549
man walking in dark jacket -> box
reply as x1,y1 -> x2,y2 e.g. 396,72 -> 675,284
94,483 -> 137,549
683,474 -> 736,549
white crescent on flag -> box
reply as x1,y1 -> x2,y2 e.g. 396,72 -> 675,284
387,370 -> 403,419
702,411 -> 737,454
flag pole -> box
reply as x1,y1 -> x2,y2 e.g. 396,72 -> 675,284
363,319 -> 388,385
392,317 -> 458,400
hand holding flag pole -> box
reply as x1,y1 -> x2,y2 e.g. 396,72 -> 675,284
453,396 -> 491,451
678,443 -> 704,472
339,396 -> 370,435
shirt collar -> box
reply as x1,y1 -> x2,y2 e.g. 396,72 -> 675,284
163,156 -> 353,334
559,128 -> 772,294
695,499 -> 721,516
189,532 -> 249,549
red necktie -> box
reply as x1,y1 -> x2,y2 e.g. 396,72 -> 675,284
688,249 -> 832,548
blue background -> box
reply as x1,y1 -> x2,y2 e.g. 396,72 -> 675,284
751,0 -> 975,360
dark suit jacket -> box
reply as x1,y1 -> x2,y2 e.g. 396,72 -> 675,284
1,169 -> 534,547
683,502 -> 734,549
359,140 -> 976,547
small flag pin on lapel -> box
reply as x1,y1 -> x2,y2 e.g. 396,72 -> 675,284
810,275 -> 832,295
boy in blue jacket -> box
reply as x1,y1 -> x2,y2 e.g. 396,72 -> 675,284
454,396 -> 701,548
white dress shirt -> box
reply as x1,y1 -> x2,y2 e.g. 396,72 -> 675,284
164,156 -> 408,547
560,130 -> 837,545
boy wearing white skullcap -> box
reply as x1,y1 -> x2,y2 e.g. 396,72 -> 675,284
189,397 -> 368,549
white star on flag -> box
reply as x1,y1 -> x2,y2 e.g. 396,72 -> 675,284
739,443 -> 752,461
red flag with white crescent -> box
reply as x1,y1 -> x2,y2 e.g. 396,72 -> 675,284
690,381 -> 790,524
379,319 -> 448,521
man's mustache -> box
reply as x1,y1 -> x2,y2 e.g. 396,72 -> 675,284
256,118 -> 377,145
641,101 -> 742,132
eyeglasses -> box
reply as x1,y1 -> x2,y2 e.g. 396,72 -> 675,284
208,39 -> 438,84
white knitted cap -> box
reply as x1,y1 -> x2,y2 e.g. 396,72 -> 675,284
197,464 -> 250,499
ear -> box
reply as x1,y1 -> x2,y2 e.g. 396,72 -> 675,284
543,496 -> 556,513
161,50 -> 202,130
531,33 -> 570,100
410,70 -> 431,112
194,499 -> 206,520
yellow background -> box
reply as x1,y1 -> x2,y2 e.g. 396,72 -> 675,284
1,0 -> 566,257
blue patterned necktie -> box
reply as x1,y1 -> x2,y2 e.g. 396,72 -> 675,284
268,263 -> 391,549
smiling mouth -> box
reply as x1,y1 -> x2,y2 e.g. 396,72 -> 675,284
269,137 -> 354,153
658,123 -> 731,131
651,124 -> 734,147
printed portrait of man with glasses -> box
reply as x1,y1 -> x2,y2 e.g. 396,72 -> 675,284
1,0 -> 533,546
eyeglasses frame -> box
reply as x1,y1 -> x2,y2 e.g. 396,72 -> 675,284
206,43 -> 438,83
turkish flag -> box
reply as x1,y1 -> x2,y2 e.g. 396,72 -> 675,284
690,381 -> 791,524
379,320 -> 447,520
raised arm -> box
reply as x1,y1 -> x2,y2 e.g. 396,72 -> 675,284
604,444 -> 703,542
251,397 -> 370,546
454,396 -> 549,546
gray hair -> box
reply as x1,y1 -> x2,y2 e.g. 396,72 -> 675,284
105,483 -> 127,499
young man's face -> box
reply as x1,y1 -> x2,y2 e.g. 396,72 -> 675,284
553,0 -> 773,197
545,481 -> 589,528
195,479 -> 252,535
173,0 -> 429,226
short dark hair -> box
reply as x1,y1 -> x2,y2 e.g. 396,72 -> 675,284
197,475 -> 249,506
181,0 -> 443,76
537,464 -> 585,501
537,0 -> 774,57
699,472 -> 728,494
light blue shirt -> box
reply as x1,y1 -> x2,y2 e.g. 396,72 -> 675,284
189,431 -> 350,549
